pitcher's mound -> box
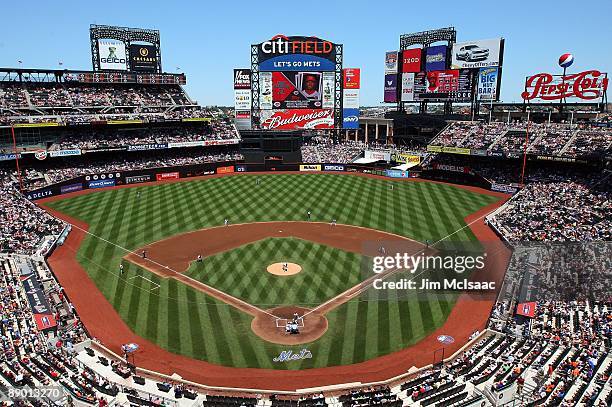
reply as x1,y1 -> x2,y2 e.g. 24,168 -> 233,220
267,262 -> 302,276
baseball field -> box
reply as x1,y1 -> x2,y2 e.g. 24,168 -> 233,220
43,173 -> 501,370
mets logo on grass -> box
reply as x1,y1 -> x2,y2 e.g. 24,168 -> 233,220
273,349 -> 313,363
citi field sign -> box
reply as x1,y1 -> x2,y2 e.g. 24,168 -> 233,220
257,35 -> 336,71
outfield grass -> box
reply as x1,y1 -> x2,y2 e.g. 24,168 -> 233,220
45,174 -> 499,369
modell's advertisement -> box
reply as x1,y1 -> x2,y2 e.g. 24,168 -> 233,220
260,109 -> 334,130
257,35 -> 336,71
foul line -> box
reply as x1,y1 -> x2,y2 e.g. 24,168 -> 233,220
61,221 -> 279,319
303,203 -> 504,319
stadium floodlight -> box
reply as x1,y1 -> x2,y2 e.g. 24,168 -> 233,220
400,27 -> 456,49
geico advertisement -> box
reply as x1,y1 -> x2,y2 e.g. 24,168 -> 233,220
98,39 -> 128,71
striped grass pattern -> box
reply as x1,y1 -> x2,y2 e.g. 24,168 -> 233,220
45,174 -> 499,369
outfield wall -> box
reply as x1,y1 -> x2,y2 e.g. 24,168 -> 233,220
24,158 -> 518,202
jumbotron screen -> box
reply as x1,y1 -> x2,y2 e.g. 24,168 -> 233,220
256,35 -> 337,130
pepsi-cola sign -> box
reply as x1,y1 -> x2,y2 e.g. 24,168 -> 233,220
521,70 -> 608,101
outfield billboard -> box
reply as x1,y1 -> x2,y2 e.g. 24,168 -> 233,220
259,72 -> 273,110
477,67 -> 499,101
401,73 -> 415,102
451,38 -> 503,69
401,48 -> 422,73
425,45 -> 448,71
412,70 -> 474,101
260,109 -> 334,130
384,74 -> 398,103
98,39 -> 128,71
385,51 -> 398,74
129,44 -> 157,72
343,68 -> 360,89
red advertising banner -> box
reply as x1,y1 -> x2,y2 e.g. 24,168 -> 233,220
516,302 -> 537,318
401,48 -> 422,73
260,109 -> 334,130
156,172 -> 180,181
343,68 -> 361,89
34,313 -> 57,331
216,166 -> 235,174
426,70 -> 460,93
521,70 -> 608,101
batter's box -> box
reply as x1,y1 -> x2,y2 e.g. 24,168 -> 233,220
128,274 -> 161,291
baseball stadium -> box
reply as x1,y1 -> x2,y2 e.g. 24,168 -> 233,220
0,5 -> 611,407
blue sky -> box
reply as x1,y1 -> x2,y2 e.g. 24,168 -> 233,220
0,0 -> 609,106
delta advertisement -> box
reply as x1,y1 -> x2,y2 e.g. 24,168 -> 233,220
260,109 -> 334,130
384,74 -> 398,103
257,35 -> 336,72
478,67 -> 499,101
451,39 -> 503,69
98,39 -> 128,71
129,44 -> 158,72
385,51 -> 398,74
272,71 -> 326,109
425,45 -> 448,71
401,48 -> 422,73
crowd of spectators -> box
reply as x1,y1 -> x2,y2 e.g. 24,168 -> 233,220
13,148 -> 243,190
48,121 -> 238,151
301,138 -> 365,163
489,172 -> 611,241
0,171 -> 65,254
430,121 -> 611,157
0,82 -> 218,125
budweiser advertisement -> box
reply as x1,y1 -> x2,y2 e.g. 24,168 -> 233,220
521,70 -> 608,101
260,109 -> 334,130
